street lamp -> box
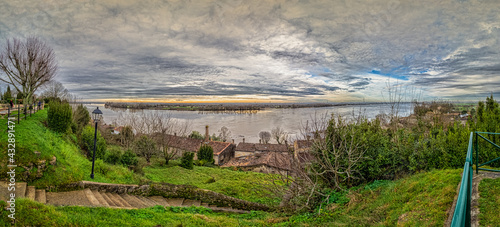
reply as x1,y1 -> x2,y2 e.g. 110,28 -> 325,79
90,107 -> 103,179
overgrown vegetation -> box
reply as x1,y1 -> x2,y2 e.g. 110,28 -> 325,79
283,95 -> 500,212
47,101 -> 72,133
81,125 -> 107,160
276,169 -> 462,226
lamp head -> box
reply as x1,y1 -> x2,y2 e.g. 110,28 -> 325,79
92,107 -> 103,122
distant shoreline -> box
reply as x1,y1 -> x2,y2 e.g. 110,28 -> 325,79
101,101 -> 401,111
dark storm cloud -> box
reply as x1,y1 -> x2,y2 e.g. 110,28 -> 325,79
0,0 -> 499,101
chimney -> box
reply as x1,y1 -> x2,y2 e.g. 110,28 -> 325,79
205,125 -> 209,142
232,139 -> 234,144
259,139 -> 262,144
243,138 -> 245,143
174,132 -> 177,137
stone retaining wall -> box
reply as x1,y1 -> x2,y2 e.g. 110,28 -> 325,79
58,181 -> 269,211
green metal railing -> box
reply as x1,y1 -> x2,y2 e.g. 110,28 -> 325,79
451,132 -> 500,227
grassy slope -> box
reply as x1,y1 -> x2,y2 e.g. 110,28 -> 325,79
0,169 -> 463,226
0,199 -> 271,227
144,162 -> 283,206
280,169 -> 462,226
479,178 -> 500,226
0,110 -> 467,226
0,110 -> 282,206
0,109 -> 145,188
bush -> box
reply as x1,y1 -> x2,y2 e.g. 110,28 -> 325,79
121,149 -> 139,167
47,101 -> 72,133
81,125 -> 107,160
197,144 -> 214,164
133,158 -> 147,175
180,152 -> 194,169
134,135 -> 157,164
73,104 -> 90,135
105,147 -> 123,165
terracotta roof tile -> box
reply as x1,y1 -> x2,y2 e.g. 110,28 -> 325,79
236,142 -> 288,152
222,152 -> 293,171
162,134 -> 233,155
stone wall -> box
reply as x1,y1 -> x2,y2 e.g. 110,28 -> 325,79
57,181 -> 269,211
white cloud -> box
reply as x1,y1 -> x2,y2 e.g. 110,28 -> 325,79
0,0 -> 499,101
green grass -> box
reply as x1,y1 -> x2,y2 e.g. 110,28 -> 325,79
0,199 -> 273,227
0,109 -> 146,188
0,111 -> 282,206
144,160 -> 285,206
279,169 -> 462,226
479,178 -> 500,226
0,169 -> 464,226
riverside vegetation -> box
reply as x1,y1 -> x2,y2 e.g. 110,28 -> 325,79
0,96 -> 499,226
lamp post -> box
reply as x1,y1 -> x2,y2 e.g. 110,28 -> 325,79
90,107 -> 103,179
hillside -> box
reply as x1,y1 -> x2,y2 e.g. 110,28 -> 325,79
0,107 -> 476,226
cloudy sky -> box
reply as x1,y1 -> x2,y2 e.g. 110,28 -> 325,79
0,0 -> 499,103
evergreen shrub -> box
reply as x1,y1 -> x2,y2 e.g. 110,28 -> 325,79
180,152 -> 194,169
47,101 -> 72,133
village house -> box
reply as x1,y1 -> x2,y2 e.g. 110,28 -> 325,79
161,126 -> 234,165
112,126 -> 123,135
234,139 -> 289,158
222,152 -> 293,175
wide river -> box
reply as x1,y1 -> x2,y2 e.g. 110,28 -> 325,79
84,103 -> 413,143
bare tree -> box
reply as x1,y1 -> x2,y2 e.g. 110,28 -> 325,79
134,135 -> 158,164
118,111 -> 191,165
121,125 -> 134,148
41,80 -> 69,101
259,131 -> 271,144
271,126 -> 288,144
0,37 -> 57,107
218,126 -> 231,142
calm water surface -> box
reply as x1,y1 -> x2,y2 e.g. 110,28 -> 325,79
84,103 -> 412,143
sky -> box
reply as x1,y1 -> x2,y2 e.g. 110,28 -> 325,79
0,0 -> 499,103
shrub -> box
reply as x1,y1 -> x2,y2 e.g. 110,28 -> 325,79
120,125 -> 134,148
134,135 -> 158,164
73,104 -> 90,134
121,149 -> 139,167
197,144 -> 214,163
180,152 -> 194,169
105,147 -> 123,165
81,125 -> 107,160
47,101 -> 72,133
133,158 -> 147,175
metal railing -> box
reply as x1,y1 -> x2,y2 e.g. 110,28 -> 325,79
451,131 -> 500,226
6,102 -> 44,124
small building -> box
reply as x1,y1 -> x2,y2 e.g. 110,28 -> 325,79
112,126 -> 124,135
234,141 -> 289,158
222,152 -> 293,175
161,126 -> 234,165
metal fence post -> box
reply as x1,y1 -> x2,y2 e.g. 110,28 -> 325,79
17,104 -> 20,124
475,132 -> 478,174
